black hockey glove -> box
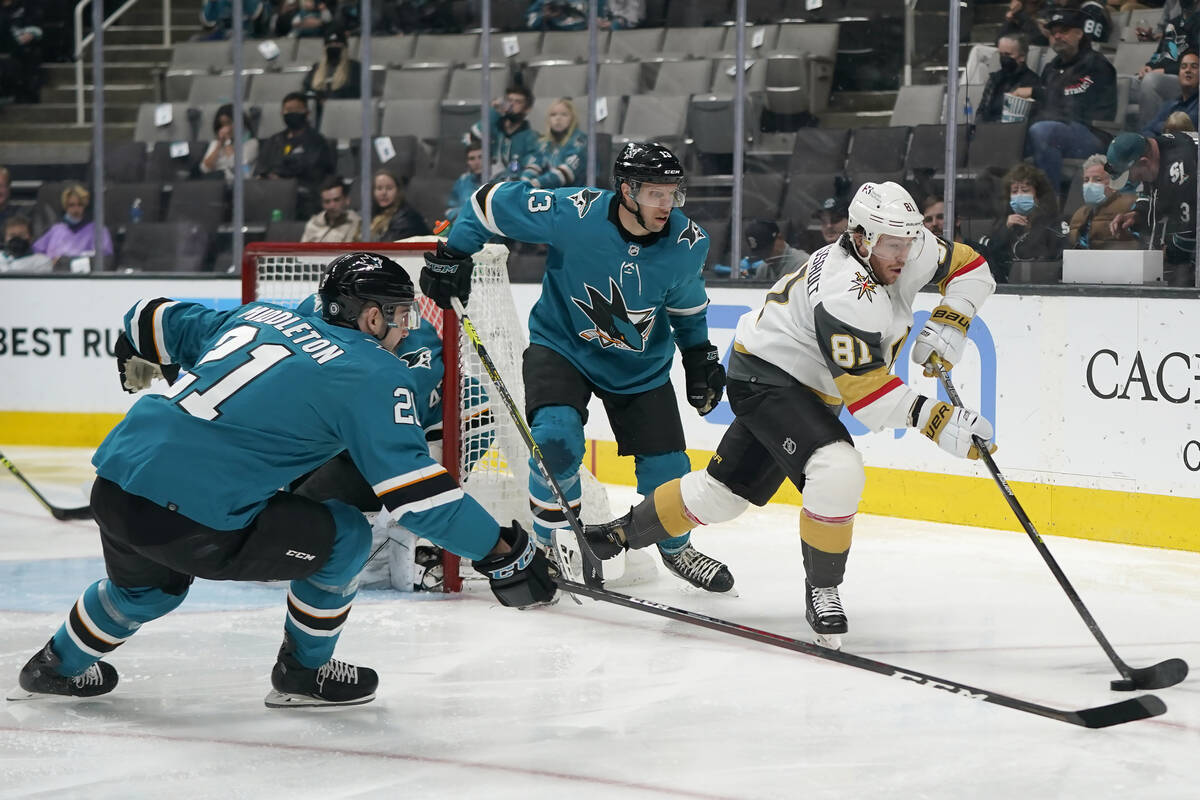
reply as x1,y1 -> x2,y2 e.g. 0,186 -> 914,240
681,342 -> 726,416
115,332 -> 179,394
472,522 -> 557,608
420,242 -> 474,310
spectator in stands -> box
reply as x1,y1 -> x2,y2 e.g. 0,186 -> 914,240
199,0 -> 266,40
1138,2 -> 1199,76
32,183 -> 113,262
920,196 -> 964,242
0,166 -> 13,230
1142,51 -> 1199,135
370,169 -> 430,241
981,163 -> 1064,283
525,0 -> 588,30
273,0 -> 330,37
1056,1 -> 1113,44
1107,131 -> 1198,285
301,28 -> 361,101
812,195 -> 849,247
470,85 -> 539,181
999,0 -> 1050,46
1067,153 -> 1137,249
302,175 -> 362,242
520,98 -> 586,190
377,0 -> 462,34
1025,8 -> 1116,189
1165,108 -> 1196,130
199,103 -> 259,183
0,215 -> 52,272
445,140 -> 482,223
743,218 -> 808,282
978,34 -> 1041,122
0,0 -> 43,103
601,0 -> 643,29
256,92 -> 336,219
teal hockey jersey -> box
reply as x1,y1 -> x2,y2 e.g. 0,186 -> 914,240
447,181 -> 712,394
92,298 -> 500,561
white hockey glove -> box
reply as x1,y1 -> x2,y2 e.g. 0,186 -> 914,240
911,298 -> 974,377
911,396 -> 997,460
115,332 -> 166,393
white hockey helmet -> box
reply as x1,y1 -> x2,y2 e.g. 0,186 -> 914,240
847,181 -> 925,260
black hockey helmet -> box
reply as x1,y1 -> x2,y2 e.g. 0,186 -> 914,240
319,251 -> 416,330
613,142 -> 685,190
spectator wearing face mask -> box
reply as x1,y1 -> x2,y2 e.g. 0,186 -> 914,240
0,215 -> 52,272
980,162 -> 1065,282
1067,153 -> 1137,249
469,85 -> 539,180
33,184 -> 114,262
978,33 -> 1041,122
302,28 -> 361,101
256,92 -> 336,219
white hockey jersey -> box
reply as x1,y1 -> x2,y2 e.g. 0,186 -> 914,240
732,229 -> 995,433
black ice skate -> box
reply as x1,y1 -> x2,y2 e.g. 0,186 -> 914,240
805,580 -> 847,650
264,634 -> 378,708
8,640 -> 118,700
658,543 -> 735,593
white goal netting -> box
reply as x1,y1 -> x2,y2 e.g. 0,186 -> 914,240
243,241 -> 613,588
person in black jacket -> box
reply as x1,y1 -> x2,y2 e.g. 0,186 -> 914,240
301,28 -> 362,102
255,92 -> 336,219
980,162 -> 1065,283
978,33 -> 1041,122
1024,8 -> 1117,188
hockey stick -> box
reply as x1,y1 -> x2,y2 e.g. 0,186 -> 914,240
932,360 -> 1188,692
449,297 -> 604,593
556,577 -> 1166,728
0,450 -> 94,522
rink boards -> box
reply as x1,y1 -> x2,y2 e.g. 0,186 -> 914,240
0,273 -> 1196,552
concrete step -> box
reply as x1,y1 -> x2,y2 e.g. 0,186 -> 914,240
41,84 -> 159,105
7,103 -> 141,125
827,90 -> 898,113
119,7 -> 204,27
815,110 -> 893,129
0,122 -> 136,142
92,26 -> 204,46
75,43 -> 175,62
45,62 -> 168,86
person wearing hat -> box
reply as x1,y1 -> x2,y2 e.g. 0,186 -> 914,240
812,196 -> 850,248
302,28 -> 362,101
1107,130 -> 1199,285
742,219 -> 809,282
1024,7 -> 1117,188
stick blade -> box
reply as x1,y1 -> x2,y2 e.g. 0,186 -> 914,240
52,506 -> 94,522
1070,695 -> 1167,728
1110,658 -> 1189,692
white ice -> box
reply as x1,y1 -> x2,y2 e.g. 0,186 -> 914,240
2,446 -> 1199,799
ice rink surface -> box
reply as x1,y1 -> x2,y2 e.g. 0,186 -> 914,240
2,446 -> 1199,800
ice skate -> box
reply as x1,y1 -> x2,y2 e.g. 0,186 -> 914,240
264,634 -> 378,708
806,580 -> 847,650
658,543 -> 735,593
8,640 -> 118,701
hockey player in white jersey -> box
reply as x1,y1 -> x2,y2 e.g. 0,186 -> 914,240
582,182 -> 998,648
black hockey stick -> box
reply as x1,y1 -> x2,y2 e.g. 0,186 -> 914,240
933,360 -> 1188,692
557,577 -> 1165,728
0,450 -> 94,522
450,297 -> 604,592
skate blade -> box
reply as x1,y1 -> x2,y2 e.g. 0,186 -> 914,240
263,690 -> 376,709
812,632 -> 843,651
6,685 -> 35,701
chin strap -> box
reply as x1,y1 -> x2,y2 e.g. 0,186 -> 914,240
844,232 -> 883,284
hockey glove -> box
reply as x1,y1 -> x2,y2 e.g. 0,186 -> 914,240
911,299 -> 973,377
115,332 -> 174,394
911,396 -> 997,460
681,342 -> 726,416
472,522 -> 557,608
420,242 -> 474,310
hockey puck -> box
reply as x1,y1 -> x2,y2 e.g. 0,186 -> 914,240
1109,678 -> 1136,691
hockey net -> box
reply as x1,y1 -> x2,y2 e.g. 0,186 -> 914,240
241,240 -> 612,591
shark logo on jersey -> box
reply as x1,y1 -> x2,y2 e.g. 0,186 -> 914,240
572,277 -> 656,352
677,219 -> 706,250
850,270 -> 878,301
399,346 -> 433,370
569,188 -> 604,218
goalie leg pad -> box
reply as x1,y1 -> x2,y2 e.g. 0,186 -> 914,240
680,469 -> 749,526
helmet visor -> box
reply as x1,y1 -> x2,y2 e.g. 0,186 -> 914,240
631,181 -> 686,209
379,299 -> 420,333
871,233 -> 924,262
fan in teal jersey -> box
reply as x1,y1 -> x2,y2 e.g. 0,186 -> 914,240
10,252 -> 553,709
421,142 -> 735,593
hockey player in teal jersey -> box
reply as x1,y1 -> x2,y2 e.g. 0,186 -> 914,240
10,253 -> 553,707
421,142 -> 734,592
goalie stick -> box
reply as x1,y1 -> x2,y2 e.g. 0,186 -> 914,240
449,297 -> 604,594
557,577 -> 1167,729
932,359 -> 1188,692
0,450 -> 94,522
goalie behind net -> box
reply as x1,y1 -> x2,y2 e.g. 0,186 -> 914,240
243,241 -> 616,588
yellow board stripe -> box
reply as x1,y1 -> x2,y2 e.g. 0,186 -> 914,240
5,412 -> 1199,554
